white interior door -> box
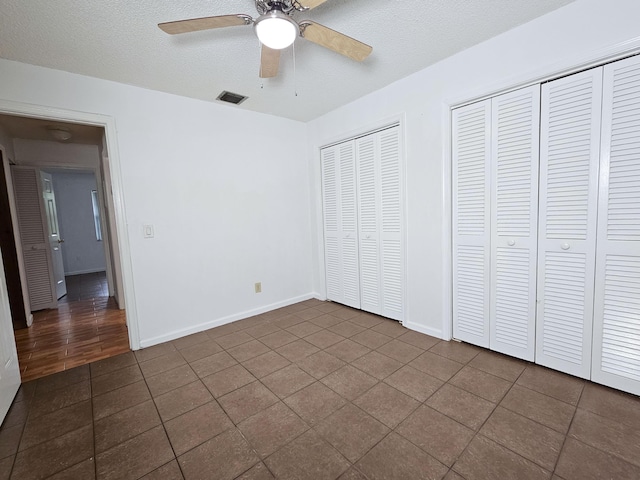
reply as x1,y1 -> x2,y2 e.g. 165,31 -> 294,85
536,68 -> 603,379
489,86 -> 540,361
0,245 -> 21,423
321,142 -> 361,309
452,99 -> 491,348
12,166 -> 57,310
40,171 -> 67,300
591,55 -> 640,395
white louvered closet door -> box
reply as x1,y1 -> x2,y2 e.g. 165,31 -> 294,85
591,56 -> 640,395
12,166 -> 57,311
321,143 -> 361,309
489,86 -> 540,361
453,100 -> 491,348
536,68 -> 603,379
356,126 -> 404,321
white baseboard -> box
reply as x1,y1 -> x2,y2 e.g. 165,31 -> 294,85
65,268 -> 107,276
404,320 -> 445,340
139,293 -> 319,349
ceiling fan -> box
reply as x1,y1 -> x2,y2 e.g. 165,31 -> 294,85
158,0 -> 373,78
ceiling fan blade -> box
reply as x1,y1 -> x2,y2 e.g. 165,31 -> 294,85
297,0 -> 330,9
300,21 -> 372,62
158,14 -> 252,35
260,45 -> 281,78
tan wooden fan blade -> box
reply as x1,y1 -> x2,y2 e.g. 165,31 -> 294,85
260,45 -> 281,78
297,0 -> 330,9
300,21 -> 372,62
158,14 -> 251,35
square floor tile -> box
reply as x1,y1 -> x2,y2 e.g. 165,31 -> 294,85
235,462 -> 274,479
238,402 -> 308,458
48,458 -> 96,479
244,323 -> 281,339
190,351 -> 237,378
93,381 -> 151,421
426,384 -> 495,431
449,366 -> 512,403
371,320 -> 407,338
154,381 -> 213,422
172,332 -> 211,351
428,341 -> 480,364
30,381 -> 91,418
516,366 -> 584,405
179,341 -> 223,363
227,340 -> 271,363
555,437 -> 640,480
11,425 -> 94,480
165,401 -> 233,455
243,351 -> 291,379
178,428 -> 259,480
351,330 -> 392,350
396,404 -> 474,467
202,364 -> 256,398
356,432 -> 448,480
138,352 -> 186,378
376,339 -> 423,363
284,382 -> 346,425
325,339 -> 370,363
308,313 -> 344,328
90,352 -> 137,378
286,322 -> 324,338
265,430 -> 350,480
94,400 -> 161,454
320,365 -> 378,401
350,313 -> 384,328
351,351 -> 403,380
218,382 -> 279,424
261,365 -> 315,399
396,331 -> 440,351
135,343 -> 177,363
259,330 -> 299,350
384,365 -> 443,402
304,330 -> 344,349
0,424 -> 22,459
92,364 -> 143,396
276,340 -> 320,363
296,351 -> 345,380
410,351 -> 464,382
328,322 -> 366,338
139,460 -> 184,480
569,409 -> 640,467
453,435 -> 550,480
35,365 -> 90,394
19,400 -> 92,451
294,308 -> 325,322
578,382 -> 640,429
354,383 -> 419,428
314,403 -> 389,463
481,407 -> 564,471
468,350 -> 526,382
146,364 -> 199,397
215,331 -> 254,350
500,385 -> 575,434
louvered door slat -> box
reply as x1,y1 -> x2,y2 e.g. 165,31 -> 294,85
592,55 -> 640,395
489,85 -> 540,361
321,143 -> 361,309
453,99 -> 491,347
11,166 -> 56,311
536,68 -> 603,379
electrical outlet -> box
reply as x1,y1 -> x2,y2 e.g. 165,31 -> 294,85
255,282 -> 262,294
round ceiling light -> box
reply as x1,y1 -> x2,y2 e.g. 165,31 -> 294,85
48,127 -> 72,142
254,11 -> 298,50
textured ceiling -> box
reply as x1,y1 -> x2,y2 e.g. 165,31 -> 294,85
0,0 -> 574,122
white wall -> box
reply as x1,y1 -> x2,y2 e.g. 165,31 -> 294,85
47,170 -> 107,275
308,0 -> 640,338
0,58 -> 312,347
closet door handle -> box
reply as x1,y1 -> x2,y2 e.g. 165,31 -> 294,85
561,243 -> 570,250
366,234 -> 371,239
507,239 -> 516,246
345,233 -> 351,239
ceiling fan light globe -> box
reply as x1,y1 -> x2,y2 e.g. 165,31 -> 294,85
255,13 -> 297,50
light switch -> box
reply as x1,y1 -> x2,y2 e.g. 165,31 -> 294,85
143,224 -> 154,238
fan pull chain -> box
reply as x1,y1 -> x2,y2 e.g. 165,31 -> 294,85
293,41 -> 298,97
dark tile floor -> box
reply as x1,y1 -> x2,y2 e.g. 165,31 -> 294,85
2,299 -> 640,479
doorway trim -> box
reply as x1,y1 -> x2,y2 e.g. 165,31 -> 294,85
0,99 -> 140,350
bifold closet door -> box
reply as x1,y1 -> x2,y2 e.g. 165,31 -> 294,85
489,86 -> 540,361
452,100 -> 491,348
356,126 -> 404,321
536,68 -> 603,379
321,142 -> 361,309
591,55 -> 640,395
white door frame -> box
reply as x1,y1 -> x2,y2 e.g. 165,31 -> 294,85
0,99 -> 141,350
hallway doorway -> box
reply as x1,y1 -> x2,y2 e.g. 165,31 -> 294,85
13,272 -> 129,381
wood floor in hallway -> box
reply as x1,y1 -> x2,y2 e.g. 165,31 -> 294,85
13,272 -> 129,382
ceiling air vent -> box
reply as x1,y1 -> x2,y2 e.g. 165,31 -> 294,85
216,91 -> 248,105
